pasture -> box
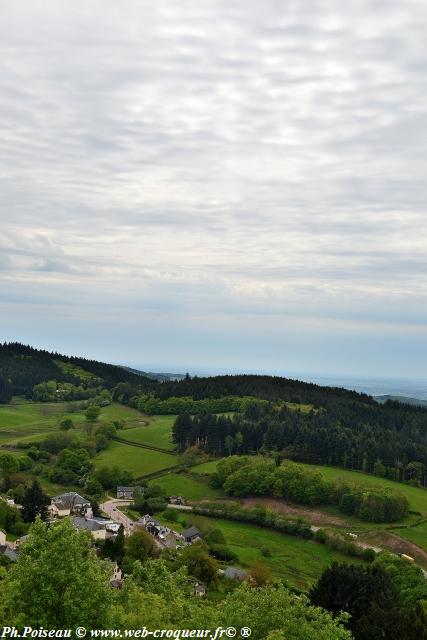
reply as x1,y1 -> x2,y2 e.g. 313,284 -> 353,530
121,415 -> 176,450
151,472 -> 222,501
0,400 -> 147,446
94,441 -> 177,477
191,460 -> 220,474
159,511 -> 363,590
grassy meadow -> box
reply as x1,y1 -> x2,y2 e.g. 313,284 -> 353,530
94,441 -> 177,477
159,511 -> 364,590
121,415 -> 176,450
151,472 -> 222,501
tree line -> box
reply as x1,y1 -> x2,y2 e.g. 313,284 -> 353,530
172,399 -> 427,487
212,457 -> 409,522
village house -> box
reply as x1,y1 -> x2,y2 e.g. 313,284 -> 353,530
182,526 -> 202,544
0,530 -> 6,546
50,492 -> 92,518
169,495 -> 186,505
0,542 -> 18,562
116,486 -> 144,500
193,581 -> 206,597
72,516 -> 107,540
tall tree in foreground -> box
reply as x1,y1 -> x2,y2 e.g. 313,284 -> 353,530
21,479 -> 50,522
309,562 -> 404,640
0,518 -> 112,627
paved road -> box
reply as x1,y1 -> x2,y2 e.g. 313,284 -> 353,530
101,499 -> 134,535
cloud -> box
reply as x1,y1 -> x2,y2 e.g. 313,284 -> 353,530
1,0 -> 427,375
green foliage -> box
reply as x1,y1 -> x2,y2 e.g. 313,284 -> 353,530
40,431 -> 77,454
133,485 -> 167,514
215,457 -> 410,522
0,499 -> 27,536
193,501 -> 313,540
124,529 -> 156,569
138,394 -> 260,417
21,479 -> 50,522
310,562 -> 404,640
50,447 -> 92,485
373,553 -> 427,607
94,465 -> 134,489
85,405 -> 101,422
0,518 -> 112,627
59,417 -> 74,430
0,453 -> 20,473
177,541 -> 219,585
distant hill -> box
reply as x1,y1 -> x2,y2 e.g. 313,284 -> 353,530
375,394 -> 427,408
0,342 -> 155,401
120,366 -> 186,383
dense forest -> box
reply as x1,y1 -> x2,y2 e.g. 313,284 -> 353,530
172,401 -> 427,486
0,342 -> 155,401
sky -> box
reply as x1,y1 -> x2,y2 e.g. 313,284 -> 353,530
1,0 -> 427,380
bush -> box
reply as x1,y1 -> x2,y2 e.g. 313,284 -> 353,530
209,544 -> 239,562
163,508 -> 179,522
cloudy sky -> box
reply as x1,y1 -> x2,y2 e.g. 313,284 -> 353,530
1,0 -> 427,380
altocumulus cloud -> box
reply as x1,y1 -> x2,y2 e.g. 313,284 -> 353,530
1,0 -> 427,376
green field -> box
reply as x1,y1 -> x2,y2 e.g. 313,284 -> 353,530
191,460 -> 220,474
0,402 -> 66,444
94,441 -> 177,477
0,401 -> 147,446
151,473 -> 222,501
121,415 -> 176,450
159,512 -> 363,590
300,463 -> 427,515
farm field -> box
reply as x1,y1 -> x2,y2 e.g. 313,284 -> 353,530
151,472 -> 222,501
0,400 -> 147,446
0,402 -> 64,444
191,460 -> 220,474
94,441 -> 177,477
159,512 -> 364,590
121,415 -> 176,450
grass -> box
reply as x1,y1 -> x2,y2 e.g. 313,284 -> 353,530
191,460 -> 220,474
150,473 -> 222,501
121,415 -> 176,450
159,511 -> 363,591
94,441 -> 177,477
299,463 -> 427,515
0,401 -> 147,446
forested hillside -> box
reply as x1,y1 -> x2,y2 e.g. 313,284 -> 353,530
0,342 -> 154,401
2,342 -> 427,487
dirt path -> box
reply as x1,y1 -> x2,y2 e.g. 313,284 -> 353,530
363,530 -> 427,569
239,496 -> 427,571
239,497 -> 348,527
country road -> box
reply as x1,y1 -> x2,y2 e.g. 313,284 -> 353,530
100,498 -> 134,535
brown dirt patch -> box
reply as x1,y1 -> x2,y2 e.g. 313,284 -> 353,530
239,497 -> 348,527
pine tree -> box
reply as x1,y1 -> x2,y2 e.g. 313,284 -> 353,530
21,479 -> 50,522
